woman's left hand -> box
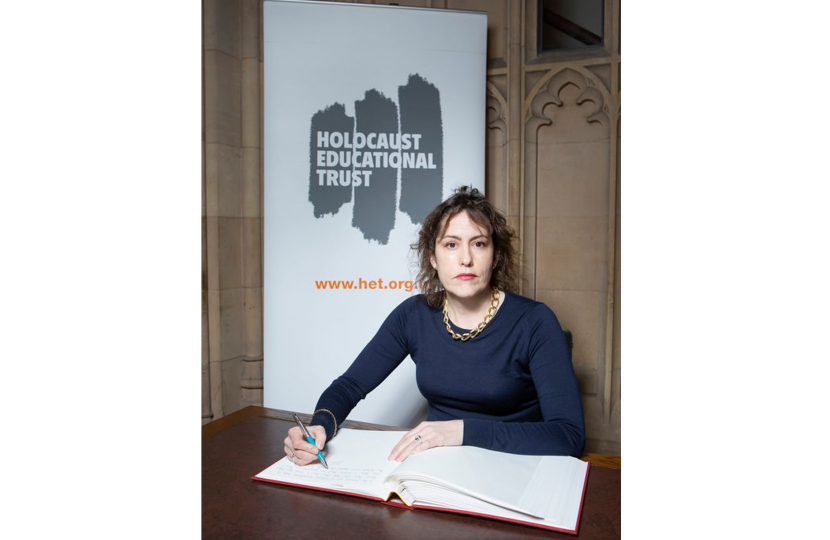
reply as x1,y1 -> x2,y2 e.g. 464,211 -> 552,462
388,420 -> 464,462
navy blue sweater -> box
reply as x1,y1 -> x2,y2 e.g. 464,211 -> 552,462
311,292 -> 585,457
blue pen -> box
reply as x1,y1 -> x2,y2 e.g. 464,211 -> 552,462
291,413 -> 329,469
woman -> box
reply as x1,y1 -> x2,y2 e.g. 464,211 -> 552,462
284,186 -> 585,465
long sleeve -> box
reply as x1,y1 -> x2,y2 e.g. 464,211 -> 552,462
461,304 -> 586,457
311,297 -> 414,440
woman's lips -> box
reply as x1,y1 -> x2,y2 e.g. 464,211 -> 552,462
455,273 -> 477,280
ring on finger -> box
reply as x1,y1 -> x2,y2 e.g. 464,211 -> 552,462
415,435 -> 423,445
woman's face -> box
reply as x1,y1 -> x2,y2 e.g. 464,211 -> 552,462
430,210 -> 495,302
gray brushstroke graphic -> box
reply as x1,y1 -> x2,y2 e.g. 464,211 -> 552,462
352,90 -> 399,245
307,74 -> 443,245
398,74 -> 443,224
308,103 -> 354,217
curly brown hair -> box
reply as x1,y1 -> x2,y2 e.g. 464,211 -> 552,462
412,186 -> 519,308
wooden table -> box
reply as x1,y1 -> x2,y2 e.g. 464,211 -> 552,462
203,406 -> 620,539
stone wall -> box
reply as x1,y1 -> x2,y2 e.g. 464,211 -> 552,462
202,0 -> 621,455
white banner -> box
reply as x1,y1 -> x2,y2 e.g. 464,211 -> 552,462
263,0 -> 486,427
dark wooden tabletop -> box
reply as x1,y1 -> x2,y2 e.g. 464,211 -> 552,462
203,406 -> 620,539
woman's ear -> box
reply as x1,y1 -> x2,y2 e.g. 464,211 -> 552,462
430,255 -> 437,269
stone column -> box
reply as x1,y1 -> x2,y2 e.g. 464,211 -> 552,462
202,6 -> 209,426
239,0 -> 264,408
202,0 -> 263,423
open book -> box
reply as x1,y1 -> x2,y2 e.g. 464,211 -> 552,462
252,428 -> 590,534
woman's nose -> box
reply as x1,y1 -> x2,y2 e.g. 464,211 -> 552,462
460,246 -> 472,266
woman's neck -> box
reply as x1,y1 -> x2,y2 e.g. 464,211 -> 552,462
445,288 -> 504,329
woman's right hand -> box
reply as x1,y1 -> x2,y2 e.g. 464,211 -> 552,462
283,425 -> 327,466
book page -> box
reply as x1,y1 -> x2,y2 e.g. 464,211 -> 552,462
254,429 -> 405,498
386,445 -> 588,527
386,446 -> 539,513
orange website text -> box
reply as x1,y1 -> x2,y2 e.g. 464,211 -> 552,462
314,278 -> 415,292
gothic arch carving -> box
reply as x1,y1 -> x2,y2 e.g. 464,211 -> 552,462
525,67 -> 610,142
486,82 -> 507,135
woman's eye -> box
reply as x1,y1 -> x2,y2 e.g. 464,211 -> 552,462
475,241 -> 487,248
445,242 -> 457,249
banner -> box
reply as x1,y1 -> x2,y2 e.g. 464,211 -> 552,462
263,0 -> 487,427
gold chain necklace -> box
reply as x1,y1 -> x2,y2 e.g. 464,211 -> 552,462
443,287 -> 500,341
